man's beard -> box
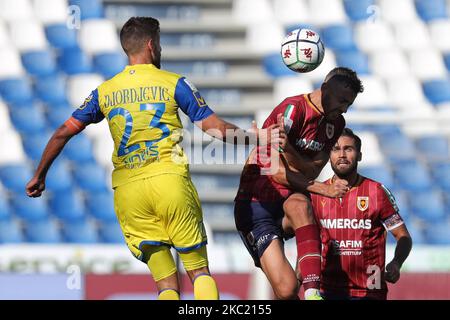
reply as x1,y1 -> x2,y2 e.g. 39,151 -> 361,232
332,162 -> 358,179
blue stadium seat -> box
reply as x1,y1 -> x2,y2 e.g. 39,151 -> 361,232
46,159 -> 74,193
93,52 -> 127,79
414,0 -> 448,21
22,132 -> 50,161
11,194 -> 51,222
45,24 -> 78,49
285,24 -> 316,34
415,135 -> 449,162
0,219 -> 24,243
359,165 -> 395,190
49,190 -> 86,222
9,105 -> 47,135
409,190 -> 446,222
63,219 -> 99,243
334,49 -> 370,75
430,162 -> 450,192
69,0 -> 103,20
99,221 -> 123,243
0,164 -> 33,193
391,191 -> 411,222
425,222 -> 450,244
73,163 -> 108,192
0,196 -> 12,221
422,79 -> 450,105
368,124 -> 402,137
444,53 -> 450,72
0,78 -> 33,104
46,106 -> 73,129
262,53 -> 293,78
85,192 -> 116,222
21,50 -> 57,77
63,133 -> 95,162
35,74 -> 67,104
406,223 -> 426,245
321,24 -> 357,51
378,134 -> 416,162
25,218 -> 62,243
58,47 -> 92,75
393,160 -> 432,192
343,0 -> 374,21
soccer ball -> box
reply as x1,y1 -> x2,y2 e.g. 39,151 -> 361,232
281,28 -> 325,73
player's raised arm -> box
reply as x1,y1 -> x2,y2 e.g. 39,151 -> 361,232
26,89 -> 104,198
271,154 -> 348,197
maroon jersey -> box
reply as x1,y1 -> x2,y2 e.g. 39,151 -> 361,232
311,176 -> 404,299
236,94 -> 345,202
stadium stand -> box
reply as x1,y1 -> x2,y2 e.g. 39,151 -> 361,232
0,0 -> 449,248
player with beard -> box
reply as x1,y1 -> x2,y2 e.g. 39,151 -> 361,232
284,128 -> 413,299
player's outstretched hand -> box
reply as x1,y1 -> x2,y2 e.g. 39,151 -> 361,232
326,178 -> 349,198
385,260 -> 401,283
26,176 -> 46,198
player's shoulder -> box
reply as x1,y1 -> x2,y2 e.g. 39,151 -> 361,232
361,176 -> 393,196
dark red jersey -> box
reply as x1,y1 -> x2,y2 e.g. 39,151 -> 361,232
236,94 -> 345,202
311,176 -> 404,299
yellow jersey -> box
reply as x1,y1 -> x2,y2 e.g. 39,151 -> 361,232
71,64 -> 213,188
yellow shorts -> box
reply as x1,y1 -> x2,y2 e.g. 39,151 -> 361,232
114,173 -> 207,261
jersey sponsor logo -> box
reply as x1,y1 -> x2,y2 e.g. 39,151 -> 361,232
320,218 -> 372,230
357,196 -> 369,212
331,239 -> 363,255
295,138 -> 325,152
78,93 -> 93,110
326,123 -> 334,139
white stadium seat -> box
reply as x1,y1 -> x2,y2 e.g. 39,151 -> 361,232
0,48 -> 25,79
386,76 -> 428,108
272,76 -> 313,106
33,0 -> 68,25
246,21 -> 284,54
0,0 -> 33,23
232,0 -> 274,25
353,75 -> 388,108
378,0 -> 419,23
355,131 -> 384,167
303,49 -> 337,82
9,19 -> 47,52
67,74 -> 104,107
354,21 -> 395,53
0,22 -> 10,49
402,120 -> 441,138
307,0 -> 347,27
394,20 -> 432,51
369,49 -> 410,79
79,19 -> 120,55
429,19 -> 450,53
409,48 -> 447,81
0,100 -> 13,132
273,0 -> 310,25
0,129 -> 27,165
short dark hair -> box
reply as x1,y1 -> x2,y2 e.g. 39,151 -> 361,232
324,67 -> 364,94
341,127 -> 362,152
120,17 -> 160,55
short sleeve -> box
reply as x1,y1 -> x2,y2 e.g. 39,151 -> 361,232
71,89 -> 105,125
174,77 -> 214,122
378,184 -> 405,231
262,99 -> 305,136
